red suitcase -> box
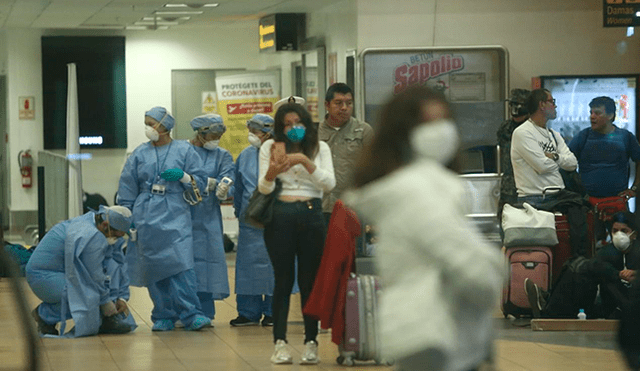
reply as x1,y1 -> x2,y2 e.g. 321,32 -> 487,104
338,274 -> 392,366
553,211 -> 595,285
502,246 -> 552,317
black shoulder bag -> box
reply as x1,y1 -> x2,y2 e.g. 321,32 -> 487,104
244,179 -> 282,229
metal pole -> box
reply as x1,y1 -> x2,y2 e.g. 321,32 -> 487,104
37,166 -> 45,241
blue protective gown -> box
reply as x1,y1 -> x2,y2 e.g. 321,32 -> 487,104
233,145 -> 275,296
117,140 -> 207,287
190,144 -> 233,300
25,212 -> 136,337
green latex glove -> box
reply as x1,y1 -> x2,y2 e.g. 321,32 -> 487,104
160,168 -> 185,182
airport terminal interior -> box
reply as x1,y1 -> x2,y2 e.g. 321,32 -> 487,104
2,0 -> 640,370
0,233 -> 632,371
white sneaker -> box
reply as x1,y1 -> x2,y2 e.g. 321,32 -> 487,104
270,339 -> 293,364
300,340 -> 320,365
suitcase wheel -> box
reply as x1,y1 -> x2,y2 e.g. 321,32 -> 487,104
337,355 -> 354,366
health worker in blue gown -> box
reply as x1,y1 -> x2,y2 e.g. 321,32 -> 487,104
26,205 -> 137,337
187,114 -> 234,320
231,114 -> 276,327
117,106 -> 211,332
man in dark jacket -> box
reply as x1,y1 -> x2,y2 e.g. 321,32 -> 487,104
526,211 -> 639,319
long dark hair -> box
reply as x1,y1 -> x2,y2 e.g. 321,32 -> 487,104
273,103 -> 319,159
353,85 -> 454,188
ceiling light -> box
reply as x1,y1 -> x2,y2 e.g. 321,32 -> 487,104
155,11 -> 203,15
126,26 -> 148,30
164,3 -> 218,8
78,24 -> 124,29
135,21 -> 179,26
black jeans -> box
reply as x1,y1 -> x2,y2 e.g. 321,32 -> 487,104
264,198 -> 325,343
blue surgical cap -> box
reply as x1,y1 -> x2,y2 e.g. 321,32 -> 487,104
246,114 -> 274,134
145,106 -> 175,131
190,114 -> 226,134
98,205 -> 133,232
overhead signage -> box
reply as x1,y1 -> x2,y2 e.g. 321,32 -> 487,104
603,0 -> 640,27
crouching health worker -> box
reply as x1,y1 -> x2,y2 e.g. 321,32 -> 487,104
118,106 -> 211,331
347,86 -> 506,371
188,113 -> 234,320
259,100 -> 335,365
26,205 -> 137,337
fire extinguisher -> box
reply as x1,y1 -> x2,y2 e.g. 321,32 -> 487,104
18,149 -> 33,188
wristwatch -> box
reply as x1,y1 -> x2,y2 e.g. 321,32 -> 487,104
631,185 -> 638,193
552,153 -> 559,161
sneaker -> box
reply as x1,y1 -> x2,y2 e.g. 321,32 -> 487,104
270,339 -> 293,364
152,319 -> 175,332
230,316 -> 260,327
99,314 -> 132,334
524,278 -> 542,318
261,315 -> 274,327
31,306 -> 58,336
186,315 -> 211,331
300,340 -> 320,365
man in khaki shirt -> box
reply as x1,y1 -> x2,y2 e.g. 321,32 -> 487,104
318,83 -> 374,224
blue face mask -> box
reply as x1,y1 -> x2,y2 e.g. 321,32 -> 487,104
286,125 -> 306,143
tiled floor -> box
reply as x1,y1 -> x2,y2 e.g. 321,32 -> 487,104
0,242 -> 631,371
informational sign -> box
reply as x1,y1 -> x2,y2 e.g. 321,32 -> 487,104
202,92 -> 217,114
328,52 -> 338,85
216,72 -> 280,159
305,68 -> 319,122
603,0 -> 640,27
19,96 -> 35,120
361,47 -> 508,149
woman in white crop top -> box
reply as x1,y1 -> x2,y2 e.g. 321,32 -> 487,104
258,102 -> 335,364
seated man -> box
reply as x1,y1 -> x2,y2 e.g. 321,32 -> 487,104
526,211 -> 640,319
25,205 -> 137,337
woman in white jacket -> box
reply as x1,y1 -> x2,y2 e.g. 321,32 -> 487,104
347,86 -> 506,371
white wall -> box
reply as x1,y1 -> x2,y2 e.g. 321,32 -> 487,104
2,23 -> 265,215
6,29 -> 44,212
356,0 -> 640,90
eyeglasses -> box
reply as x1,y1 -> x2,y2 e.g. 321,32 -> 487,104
546,98 -> 556,105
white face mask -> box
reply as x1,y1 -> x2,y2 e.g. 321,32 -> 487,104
409,119 -> 459,164
248,133 -> 262,148
145,125 -> 160,142
613,231 -> 633,252
203,139 -> 220,151
106,237 -> 118,245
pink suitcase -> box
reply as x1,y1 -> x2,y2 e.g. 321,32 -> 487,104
501,246 -> 552,317
337,274 -> 392,366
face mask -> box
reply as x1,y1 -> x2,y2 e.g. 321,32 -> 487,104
106,237 -> 118,245
409,119 -> 459,164
248,133 -> 262,148
145,125 -> 160,142
613,231 -> 632,252
286,125 -> 306,143
203,139 -> 220,151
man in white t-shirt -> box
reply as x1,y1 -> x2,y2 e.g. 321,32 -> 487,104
511,88 -> 577,199
511,88 -> 588,257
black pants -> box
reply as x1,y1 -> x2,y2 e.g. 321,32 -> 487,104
264,198 -> 325,343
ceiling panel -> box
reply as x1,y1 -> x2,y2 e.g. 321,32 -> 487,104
0,0 -> 349,29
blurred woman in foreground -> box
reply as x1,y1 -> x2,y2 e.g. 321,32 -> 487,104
347,86 -> 505,371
